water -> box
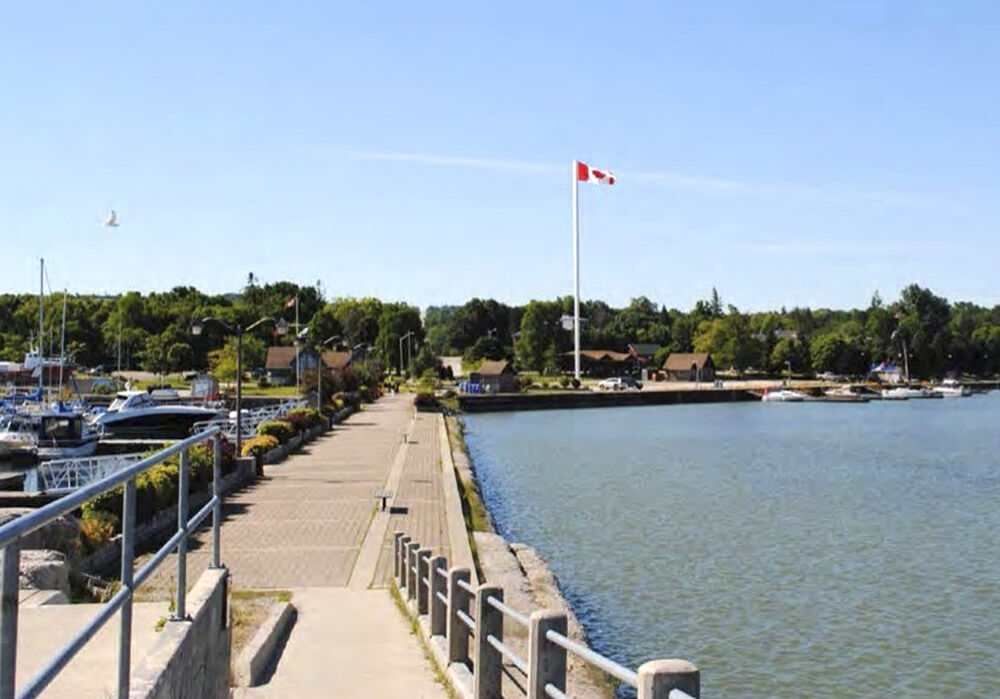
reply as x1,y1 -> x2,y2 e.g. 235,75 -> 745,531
463,395 -> 1000,696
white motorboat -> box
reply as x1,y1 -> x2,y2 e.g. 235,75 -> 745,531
931,378 -> 971,398
761,388 -> 809,402
0,407 -> 100,459
91,391 -> 225,438
881,386 -> 932,400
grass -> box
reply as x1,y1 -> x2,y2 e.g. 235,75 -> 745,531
136,375 -> 189,390
239,385 -> 303,397
230,589 -> 293,654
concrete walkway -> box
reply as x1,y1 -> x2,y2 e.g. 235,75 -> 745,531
209,393 -> 451,697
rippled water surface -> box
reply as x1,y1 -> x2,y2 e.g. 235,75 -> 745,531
463,395 -> 1000,696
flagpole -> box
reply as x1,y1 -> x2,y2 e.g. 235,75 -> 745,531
572,161 -> 581,381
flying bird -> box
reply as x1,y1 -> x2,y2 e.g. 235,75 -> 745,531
104,210 -> 119,227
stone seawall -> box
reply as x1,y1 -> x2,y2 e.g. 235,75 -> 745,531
458,387 -> 758,413
444,416 -> 613,698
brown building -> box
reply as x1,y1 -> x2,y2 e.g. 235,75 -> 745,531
561,350 -> 638,378
662,353 -> 715,382
469,360 -> 517,393
265,347 -> 352,385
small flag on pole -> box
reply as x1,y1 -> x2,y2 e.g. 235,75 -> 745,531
284,297 -> 297,309
576,161 -> 616,185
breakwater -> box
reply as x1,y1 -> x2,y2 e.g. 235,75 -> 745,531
458,388 -> 758,413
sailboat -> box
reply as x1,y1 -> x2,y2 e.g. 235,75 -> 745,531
881,332 -> 932,399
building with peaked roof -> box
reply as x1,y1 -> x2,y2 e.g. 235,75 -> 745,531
627,343 -> 662,364
469,359 -> 517,393
265,346 -> 352,385
560,349 -> 637,378
662,353 -> 715,382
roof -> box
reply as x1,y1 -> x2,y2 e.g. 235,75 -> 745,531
662,353 -> 713,371
321,351 -> 352,371
628,343 -> 661,357
475,360 -> 515,376
575,349 -> 631,362
265,346 -> 298,370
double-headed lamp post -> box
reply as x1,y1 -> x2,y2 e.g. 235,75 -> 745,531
192,316 -> 287,455
399,330 -> 415,377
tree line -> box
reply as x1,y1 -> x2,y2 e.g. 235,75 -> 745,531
1,281 -> 998,380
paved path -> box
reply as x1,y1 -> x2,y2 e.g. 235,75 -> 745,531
207,393 -> 450,697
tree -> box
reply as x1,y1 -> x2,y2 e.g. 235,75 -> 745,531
516,301 -> 556,371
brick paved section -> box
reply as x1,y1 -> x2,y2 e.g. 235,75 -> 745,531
140,394 -> 414,594
372,411 -> 451,586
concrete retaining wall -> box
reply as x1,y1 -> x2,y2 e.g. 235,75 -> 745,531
129,567 -> 230,699
458,388 -> 758,412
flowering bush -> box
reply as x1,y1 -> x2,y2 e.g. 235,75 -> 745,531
257,420 -> 296,444
241,435 -> 280,458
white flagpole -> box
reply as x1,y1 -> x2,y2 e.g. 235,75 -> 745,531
294,295 -> 300,389
572,161 -> 581,381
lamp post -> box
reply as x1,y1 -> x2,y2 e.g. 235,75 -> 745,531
400,330 -> 415,377
316,335 -> 341,412
192,316 -> 286,455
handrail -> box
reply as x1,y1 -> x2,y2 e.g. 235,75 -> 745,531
391,530 -> 700,699
546,628 -> 639,687
0,427 -> 225,699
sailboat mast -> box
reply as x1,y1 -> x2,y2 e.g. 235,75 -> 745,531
38,257 -> 44,394
902,337 -> 910,384
59,289 -> 67,397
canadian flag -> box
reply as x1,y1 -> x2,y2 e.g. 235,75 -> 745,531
576,161 -> 616,185
284,297 -> 297,309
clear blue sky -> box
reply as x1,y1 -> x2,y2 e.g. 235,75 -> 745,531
3,1 -> 998,312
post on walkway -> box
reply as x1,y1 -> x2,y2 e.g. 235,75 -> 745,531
398,535 -> 412,588
637,659 -> 700,699
117,477 -> 136,699
474,584 -> 504,699
406,541 -> 420,602
416,549 -> 432,615
429,555 -> 448,636
211,436 -> 222,569
392,531 -> 404,579
447,567 -> 472,665
0,541 -> 20,698
528,610 -> 567,699
173,447 -> 190,620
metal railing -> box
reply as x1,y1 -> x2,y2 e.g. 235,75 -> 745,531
191,397 -> 307,439
34,453 -> 145,493
0,427 -> 226,699
393,532 -> 700,699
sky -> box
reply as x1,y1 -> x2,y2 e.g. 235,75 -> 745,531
2,1 -> 999,312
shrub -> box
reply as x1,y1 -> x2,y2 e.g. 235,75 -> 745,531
516,376 -> 533,392
413,392 -> 438,410
241,435 -> 279,458
571,378 -> 580,389
257,420 -> 295,444
284,407 -> 322,432
256,376 -> 271,388
79,511 -> 119,551
559,376 -> 570,388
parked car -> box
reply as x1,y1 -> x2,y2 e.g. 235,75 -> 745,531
596,377 -> 643,391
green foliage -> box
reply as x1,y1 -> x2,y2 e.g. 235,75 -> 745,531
516,301 -> 558,371
257,420 -> 295,444
241,435 -> 279,457
284,407 -> 323,431
413,391 -> 438,409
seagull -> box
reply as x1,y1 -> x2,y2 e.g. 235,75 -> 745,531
104,210 -> 119,227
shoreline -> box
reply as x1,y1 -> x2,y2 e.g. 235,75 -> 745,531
443,414 -> 615,698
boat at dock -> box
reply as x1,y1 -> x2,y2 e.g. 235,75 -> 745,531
0,406 -> 100,460
931,378 -> 971,398
761,388 -> 809,402
881,385 -> 934,400
90,390 -> 225,438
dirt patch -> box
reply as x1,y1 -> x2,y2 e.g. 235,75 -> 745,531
230,589 -> 292,655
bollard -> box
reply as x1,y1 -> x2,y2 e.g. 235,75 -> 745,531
406,542 -> 420,602
429,556 -> 448,636
392,532 -> 404,580
528,610 -> 567,699
398,535 -> 411,588
416,549 -> 432,615
473,584 -> 504,699
447,567 -> 472,665
637,659 -> 700,699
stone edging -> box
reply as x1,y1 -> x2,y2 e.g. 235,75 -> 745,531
232,601 -> 297,687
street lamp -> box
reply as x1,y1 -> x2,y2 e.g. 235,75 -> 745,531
399,330 -> 415,377
192,316 -> 287,455
316,335 -> 341,412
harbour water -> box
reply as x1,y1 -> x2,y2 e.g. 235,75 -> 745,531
464,395 -> 1000,696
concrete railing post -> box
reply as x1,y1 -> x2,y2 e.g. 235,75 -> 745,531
637,659 -> 700,699
397,535 -> 411,588
429,556 -> 448,637
406,542 -> 420,602
447,567 -> 472,665
392,532 -> 404,580
416,549 -> 432,615
473,584 -> 504,699
528,610 -> 567,699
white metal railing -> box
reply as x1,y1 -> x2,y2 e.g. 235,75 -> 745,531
191,397 -> 307,439
393,532 -> 700,699
35,453 -> 145,492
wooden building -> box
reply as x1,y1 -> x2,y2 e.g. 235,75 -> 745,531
662,353 -> 715,382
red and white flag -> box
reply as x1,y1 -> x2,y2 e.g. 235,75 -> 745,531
284,297 -> 297,309
576,161 -> 616,185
